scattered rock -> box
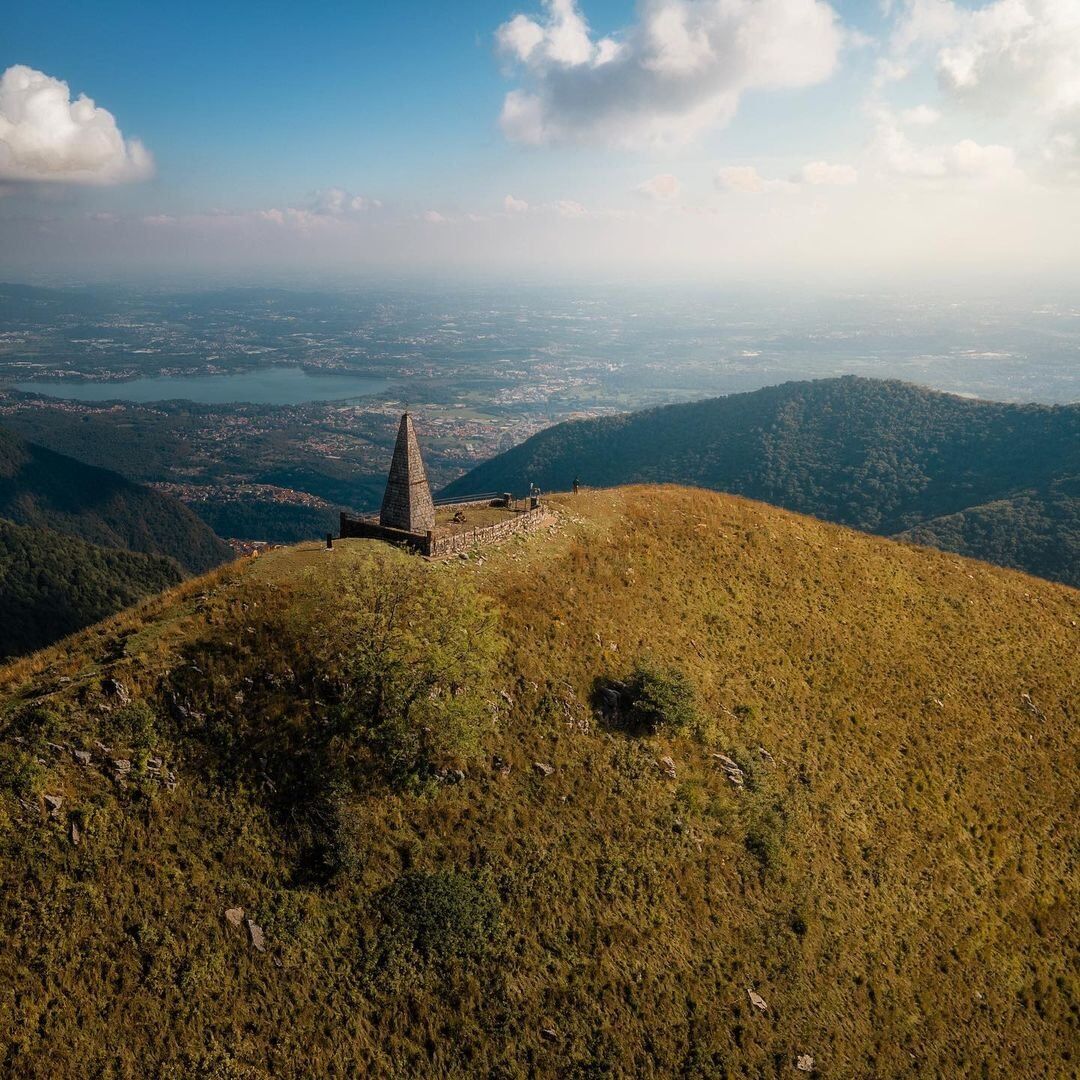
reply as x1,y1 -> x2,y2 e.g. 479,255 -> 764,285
113,758 -> 132,779
247,919 -> 266,952
70,819 -> 81,846
44,794 -> 63,817
599,687 -> 621,711
658,756 -> 677,779
499,689 -> 514,709
492,755 -> 512,777
1020,692 -> 1045,720
224,907 -> 245,929
757,746 -> 775,765
795,1053 -> 814,1072
540,1027 -> 558,1042
533,761 -> 555,777
747,988 -> 768,1012
711,753 -> 745,786
102,678 -> 131,705
72,749 -> 92,766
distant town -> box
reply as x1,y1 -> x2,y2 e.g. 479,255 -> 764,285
1,281 -> 1077,543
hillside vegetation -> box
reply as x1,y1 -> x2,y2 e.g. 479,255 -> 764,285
441,377 -> 1080,587
0,486 -> 1076,1078
0,426 -> 231,574
0,519 -> 183,660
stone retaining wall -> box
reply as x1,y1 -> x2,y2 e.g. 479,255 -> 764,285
339,504 -> 545,557
426,506 -> 545,557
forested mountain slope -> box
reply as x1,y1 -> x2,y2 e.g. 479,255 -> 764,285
1,486 -> 1075,1077
0,519 -> 182,659
441,377 -> 1080,585
0,426 -> 231,574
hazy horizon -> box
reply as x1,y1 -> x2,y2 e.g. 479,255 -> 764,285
4,0 -> 1080,283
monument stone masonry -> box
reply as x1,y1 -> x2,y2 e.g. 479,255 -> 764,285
379,411 -> 436,533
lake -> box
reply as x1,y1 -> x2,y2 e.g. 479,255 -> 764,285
14,367 -> 393,405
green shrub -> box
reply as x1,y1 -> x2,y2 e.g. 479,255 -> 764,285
311,552 -> 504,783
318,786 -> 367,881
0,743 -> 45,798
625,662 -> 699,735
745,807 -> 785,871
378,869 -> 500,964
105,701 -> 158,751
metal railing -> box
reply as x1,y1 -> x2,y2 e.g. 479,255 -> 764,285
432,491 -> 502,507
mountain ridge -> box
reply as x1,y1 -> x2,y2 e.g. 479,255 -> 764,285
440,376 -> 1080,586
0,518 -> 183,660
1,485 -> 1075,1077
0,425 -> 231,575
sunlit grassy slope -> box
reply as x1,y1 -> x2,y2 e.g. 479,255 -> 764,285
1,486 -> 1077,1078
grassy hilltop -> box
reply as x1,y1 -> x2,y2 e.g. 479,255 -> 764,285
441,377 -> 1080,588
0,486 -> 1077,1078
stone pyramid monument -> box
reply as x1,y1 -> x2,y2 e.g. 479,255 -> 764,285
379,412 -> 436,533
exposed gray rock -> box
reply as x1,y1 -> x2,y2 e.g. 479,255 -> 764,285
72,749 -> 92,766
712,753 -> 745,786
796,1053 -> 815,1072
44,795 -> 63,817
70,819 -> 81,846
747,988 -> 768,1012
224,907 -> 244,929
247,918 -> 266,952
102,678 -> 131,705
533,761 -> 554,777
540,1027 -> 558,1042
1021,692 -> 1045,719
658,756 -> 677,779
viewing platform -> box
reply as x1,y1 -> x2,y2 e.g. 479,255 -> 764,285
338,412 -> 544,556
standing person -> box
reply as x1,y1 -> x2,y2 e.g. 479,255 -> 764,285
572,477 -> 580,495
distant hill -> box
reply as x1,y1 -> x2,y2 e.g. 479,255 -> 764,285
441,376 -> 1080,586
0,426 -> 231,575
0,486 -> 1076,1076
0,519 -> 182,660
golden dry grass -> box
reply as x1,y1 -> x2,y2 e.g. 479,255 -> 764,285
0,485 -> 1076,1078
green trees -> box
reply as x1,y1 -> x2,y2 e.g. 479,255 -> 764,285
0,519 -> 182,659
0,425 -> 231,574
440,376 -> 1080,586
311,551 -> 504,783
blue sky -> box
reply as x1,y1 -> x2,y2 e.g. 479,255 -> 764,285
3,0 -> 885,207
1,0 -> 1078,281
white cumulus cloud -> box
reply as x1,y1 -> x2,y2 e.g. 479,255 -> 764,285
504,193 -> 530,213
637,173 -> 681,199
887,0 -> 1080,179
0,65 -> 154,185
871,118 -> 1022,184
799,160 -> 858,185
715,166 -> 802,194
495,0 -> 845,147
312,187 -> 380,214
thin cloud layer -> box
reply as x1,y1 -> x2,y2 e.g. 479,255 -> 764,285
887,0 -> 1080,180
637,173 -> 681,200
0,65 -> 154,185
495,0 -> 844,147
